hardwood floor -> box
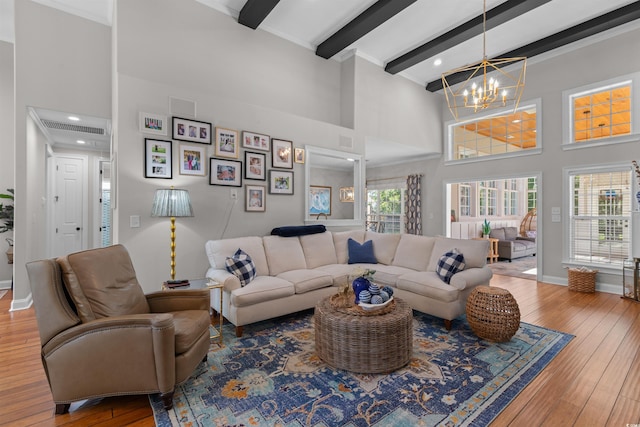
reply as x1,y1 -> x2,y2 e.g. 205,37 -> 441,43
1,275 -> 639,426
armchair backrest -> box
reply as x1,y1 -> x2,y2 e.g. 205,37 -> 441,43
56,244 -> 150,322
26,259 -> 80,347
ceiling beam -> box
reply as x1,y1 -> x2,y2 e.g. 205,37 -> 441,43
426,1 -> 640,92
385,0 -> 551,75
316,0 -> 417,60
238,0 -> 281,30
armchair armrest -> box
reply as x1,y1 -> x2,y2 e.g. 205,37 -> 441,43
146,289 -> 210,312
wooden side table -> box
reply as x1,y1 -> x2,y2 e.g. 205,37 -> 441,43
473,237 -> 499,263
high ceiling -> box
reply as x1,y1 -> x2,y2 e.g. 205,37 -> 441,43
2,0 -> 639,162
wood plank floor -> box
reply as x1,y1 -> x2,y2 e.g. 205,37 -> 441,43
1,275 -> 639,426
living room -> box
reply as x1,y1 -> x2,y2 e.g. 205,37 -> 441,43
1,0 -> 640,425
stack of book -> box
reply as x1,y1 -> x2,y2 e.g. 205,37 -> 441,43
164,279 -> 190,289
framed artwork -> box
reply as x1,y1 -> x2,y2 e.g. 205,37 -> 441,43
309,185 -> 332,215
269,170 -> 294,195
139,112 -> 168,136
339,186 -> 354,202
294,147 -> 305,164
209,158 -> 242,187
246,185 -> 266,212
242,131 -> 270,152
179,144 -> 206,176
215,127 -> 239,159
145,138 -> 172,179
244,151 -> 266,181
172,116 -> 212,144
271,138 -> 293,169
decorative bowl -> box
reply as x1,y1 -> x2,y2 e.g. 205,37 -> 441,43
358,296 -> 393,311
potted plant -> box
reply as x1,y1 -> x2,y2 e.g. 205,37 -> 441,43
0,189 -> 14,264
482,219 -> 491,238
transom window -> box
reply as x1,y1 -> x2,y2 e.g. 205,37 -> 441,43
573,84 -> 630,142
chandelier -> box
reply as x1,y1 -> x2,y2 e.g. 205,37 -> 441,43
441,0 -> 526,121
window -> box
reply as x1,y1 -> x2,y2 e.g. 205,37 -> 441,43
445,100 -> 541,163
563,73 -> 640,148
503,179 -> 517,216
366,188 -> 404,234
479,181 -> 497,216
527,177 -> 537,211
567,167 -> 632,267
459,183 -> 471,217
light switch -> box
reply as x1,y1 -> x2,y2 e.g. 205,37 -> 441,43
130,215 -> 140,228
551,207 -> 561,215
552,214 -> 561,223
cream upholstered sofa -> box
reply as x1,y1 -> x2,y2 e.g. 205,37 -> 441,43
205,230 -> 492,336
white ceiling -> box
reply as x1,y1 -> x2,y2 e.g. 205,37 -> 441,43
2,0 -> 639,163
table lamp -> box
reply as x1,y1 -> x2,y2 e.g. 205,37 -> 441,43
151,187 -> 193,280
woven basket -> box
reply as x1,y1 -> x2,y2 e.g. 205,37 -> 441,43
567,268 -> 597,293
466,286 -> 520,342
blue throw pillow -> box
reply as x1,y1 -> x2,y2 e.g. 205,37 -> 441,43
347,238 -> 377,264
225,248 -> 257,287
436,248 -> 466,284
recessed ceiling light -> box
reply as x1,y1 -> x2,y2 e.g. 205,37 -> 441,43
68,116 -> 80,121
507,135 -> 514,139
433,58 -> 442,66
512,119 -> 521,123
76,140 -> 86,144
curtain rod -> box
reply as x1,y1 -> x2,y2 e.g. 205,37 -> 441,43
366,174 -> 422,184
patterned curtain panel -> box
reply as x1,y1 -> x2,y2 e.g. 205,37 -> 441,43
405,174 -> 423,235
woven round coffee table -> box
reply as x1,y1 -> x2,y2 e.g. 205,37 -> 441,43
314,295 -> 413,373
466,285 -> 520,342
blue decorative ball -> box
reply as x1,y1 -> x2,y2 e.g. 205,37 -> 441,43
371,295 -> 383,304
358,290 -> 372,303
368,283 -> 380,295
379,290 -> 389,302
382,286 -> 394,297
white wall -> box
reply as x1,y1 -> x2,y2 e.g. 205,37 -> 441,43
0,41 -> 14,285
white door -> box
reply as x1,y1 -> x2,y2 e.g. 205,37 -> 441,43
53,156 -> 85,257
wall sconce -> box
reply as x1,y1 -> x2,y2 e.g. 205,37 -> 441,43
339,187 -> 354,202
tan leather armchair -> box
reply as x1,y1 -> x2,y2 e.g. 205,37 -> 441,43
26,245 -> 211,415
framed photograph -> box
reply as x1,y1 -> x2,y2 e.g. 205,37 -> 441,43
294,147 -> 305,164
244,151 -> 266,181
246,185 -> 266,212
179,144 -> 206,176
209,158 -> 242,187
172,116 -> 212,144
309,185 -> 332,215
139,112 -> 168,136
145,138 -> 172,179
215,127 -> 239,159
271,138 -> 293,169
269,170 -> 294,195
242,131 -> 270,152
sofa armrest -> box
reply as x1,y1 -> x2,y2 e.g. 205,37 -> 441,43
146,289 -> 210,312
449,266 -> 493,291
516,236 -> 536,243
207,269 -> 241,293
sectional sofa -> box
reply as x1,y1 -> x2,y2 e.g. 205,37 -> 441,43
205,230 -> 492,336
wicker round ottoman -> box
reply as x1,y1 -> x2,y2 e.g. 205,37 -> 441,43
466,286 -> 520,342
314,296 -> 413,373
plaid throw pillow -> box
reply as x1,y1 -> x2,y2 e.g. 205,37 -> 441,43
225,248 -> 257,287
436,248 -> 466,284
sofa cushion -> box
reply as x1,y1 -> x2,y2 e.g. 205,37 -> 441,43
348,238 -> 377,264
489,228 -> 506,241
435,249 -> 466,284
299,232 -> 337,268
277,269 -> 333,294
504,227 -> 518,240
57,245 -> 150,323
224,249 -> 257,287
333,230 -> 366,264
230,276 -> 295,307
427,237 -> 488,270
365,231 -> 401,265
392,234 -> 435,271
396,271 -> 460,303
314,264 -> 354,287
171,309 -> 212,355
206,237 -> 269,276
367,264 -> 415,287
263,235 -> 307,276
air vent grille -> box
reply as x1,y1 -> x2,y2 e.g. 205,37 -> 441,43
41,119 -> 105,135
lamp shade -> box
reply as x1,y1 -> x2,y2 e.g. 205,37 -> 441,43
151,188 -> 193,218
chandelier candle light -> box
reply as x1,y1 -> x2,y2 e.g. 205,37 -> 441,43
441,0 -> 526,120
151,187 -> 193,280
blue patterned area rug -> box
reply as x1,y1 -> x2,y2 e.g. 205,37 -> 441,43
150,310 -> 572,427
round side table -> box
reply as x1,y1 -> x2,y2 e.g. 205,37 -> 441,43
466,285 -> 520,342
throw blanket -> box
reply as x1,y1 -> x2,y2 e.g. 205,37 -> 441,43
271,225 -> 326,237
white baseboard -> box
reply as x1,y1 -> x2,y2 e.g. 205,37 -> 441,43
10,292 -> 32,311
541,274 -> 620,295
0,279 -> 12,289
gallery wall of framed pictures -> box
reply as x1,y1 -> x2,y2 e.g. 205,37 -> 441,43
139,110 -> 305,213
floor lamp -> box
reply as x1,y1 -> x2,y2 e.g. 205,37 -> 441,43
151,187 -> 193,280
